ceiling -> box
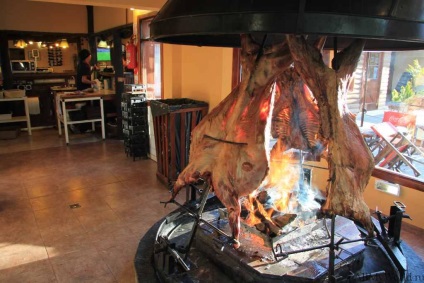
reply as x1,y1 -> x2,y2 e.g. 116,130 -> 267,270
28,0 -> 165,11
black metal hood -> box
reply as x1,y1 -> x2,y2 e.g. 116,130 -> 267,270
150,0 -> 424,50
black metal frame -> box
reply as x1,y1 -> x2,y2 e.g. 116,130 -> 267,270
156,184 -> 412,282
272,214 -> 376,283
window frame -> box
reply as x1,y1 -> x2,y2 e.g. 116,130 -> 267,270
230,48 -> 424,191
139,16 -> 163,100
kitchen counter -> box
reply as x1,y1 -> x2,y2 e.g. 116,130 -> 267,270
51,86 -> 77,92
58,89 -> 116,99
13,72 -> 76,79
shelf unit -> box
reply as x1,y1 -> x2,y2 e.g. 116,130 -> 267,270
121,92 -> 149,160
0,97 -> 32,135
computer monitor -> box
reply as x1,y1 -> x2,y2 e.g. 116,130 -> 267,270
97,47 -> 111,61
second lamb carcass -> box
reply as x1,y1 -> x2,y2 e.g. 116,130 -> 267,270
171,35 -> 292,247
286,35 -> 375,233
271,68 -> 323,156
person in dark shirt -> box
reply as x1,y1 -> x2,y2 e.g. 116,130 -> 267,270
72,49 -> 98,133
76,49 -> 97,90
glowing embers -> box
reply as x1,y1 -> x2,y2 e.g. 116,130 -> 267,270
241,146 -> 324,235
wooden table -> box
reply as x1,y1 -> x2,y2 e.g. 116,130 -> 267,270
56,90 -> 115,144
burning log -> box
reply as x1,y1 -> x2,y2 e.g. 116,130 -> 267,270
286,35 -> 375,233
171,34 -> 293,247
272,213 -> 297,228
258,219 -> 282,236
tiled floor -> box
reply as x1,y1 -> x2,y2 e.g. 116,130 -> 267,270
0,129 -> 178,282
0,129 -> 422,283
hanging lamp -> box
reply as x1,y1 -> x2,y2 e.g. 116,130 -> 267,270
98,40 -> 108,48
14,39 -> 27,48
59,39 -> 69,49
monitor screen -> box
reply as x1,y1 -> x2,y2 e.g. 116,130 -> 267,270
97,47 -> 111,61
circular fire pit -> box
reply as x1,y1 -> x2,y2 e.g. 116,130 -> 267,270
134,195 -> 422,283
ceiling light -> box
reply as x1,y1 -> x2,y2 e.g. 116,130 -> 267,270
14,39 -> 27,48
59,39 -> 69,49
98,40 -> 108,48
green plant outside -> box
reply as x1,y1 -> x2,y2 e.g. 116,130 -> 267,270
392,59 -> 424,102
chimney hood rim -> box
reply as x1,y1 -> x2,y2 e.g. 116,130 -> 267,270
150,0 -> 424,51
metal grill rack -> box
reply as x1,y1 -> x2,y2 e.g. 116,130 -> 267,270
121,92 -> 149,161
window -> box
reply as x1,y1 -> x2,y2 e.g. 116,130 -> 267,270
367,53 -> 381,80
231,47 -> 424,187
140,18 -> 162,100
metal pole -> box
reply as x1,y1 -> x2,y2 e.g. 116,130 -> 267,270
360,52 -> 370,127
183,185 -> 211,259
329,214 -> 336,283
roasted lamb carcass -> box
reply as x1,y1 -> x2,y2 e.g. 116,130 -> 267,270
286,35 -> 375,233
169,35 -> 375,248
171,35 -> 293,247
271,68 -> 323,157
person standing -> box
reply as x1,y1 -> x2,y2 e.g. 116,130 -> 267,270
76,49 -> 97,90
72,49 -> 98,132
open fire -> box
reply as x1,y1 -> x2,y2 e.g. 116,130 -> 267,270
241,146 -> 324,236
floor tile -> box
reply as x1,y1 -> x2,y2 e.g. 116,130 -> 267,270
43,231 -> 95,258
0,238 -> 49,270
98,241 -> 139,282
0,198 -> 33,214
0,220 -> 43,245
0,186 -> 29,202
88,224 -> 138,251
49,248 -> 116,283
0,259 -> 57,283
0,208 -> 37,227
30,193 -> 68,211
76,209 -> 121,232
26,184 -> 61,199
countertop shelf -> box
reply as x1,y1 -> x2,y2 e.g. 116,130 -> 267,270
65,118 -> 102,125
0,97 -> 32,135
0,116 -> 28,123
13,72 -> 76,79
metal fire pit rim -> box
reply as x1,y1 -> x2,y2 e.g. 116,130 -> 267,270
153,206 -> 369,282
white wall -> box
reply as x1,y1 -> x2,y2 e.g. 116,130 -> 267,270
162,44 -> 234,110
94,6 -> 132,32
0,0 -> 138,34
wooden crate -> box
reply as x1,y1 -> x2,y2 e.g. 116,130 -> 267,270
151,99 -> 208,186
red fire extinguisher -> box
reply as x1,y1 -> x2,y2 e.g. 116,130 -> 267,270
126,36 -> 137,70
